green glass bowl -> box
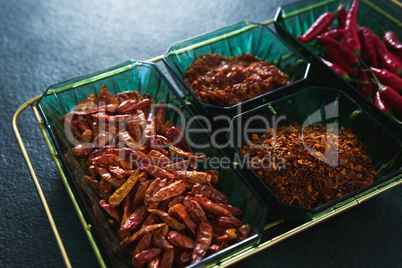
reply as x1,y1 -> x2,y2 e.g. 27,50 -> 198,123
274,0 -> 402,132
163,22 -> 310,118
36,61 -> 268,268
227,86 -> 402,222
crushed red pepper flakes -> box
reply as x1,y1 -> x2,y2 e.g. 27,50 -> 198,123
241,123 -> 376,209
183,53 -> 292,107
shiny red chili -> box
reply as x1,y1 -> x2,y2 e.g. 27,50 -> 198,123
383,31 -> 402,52
379,86 -> 402,120
373,34 -> 402,77
370,67 -> 402,94
298,12 -> 335,43
358,26 -> 378,67
343,0 -> 361,56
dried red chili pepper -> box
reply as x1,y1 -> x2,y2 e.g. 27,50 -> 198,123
165,126 -> 193,153
168,203 -> 198,236
152,233 -> 173,250
99,200 -> 121,223
109,170 -> 139,207
120,223 -> 167,249
148,209 -> 186,231
215,203 -> 243,216
168,170 -> 211,184
236,224 -> 250,242
298,12 -> 336,43
131,180 -> 150,211
217,217 -> 243,229
123,205 -> 149,231
167,231 -> 196,249
147,255 -> 161,268
191,223 -> 213,264
343,0 -> 361,56
184,199 -> 208,224
383,31 -> 402,52
151,180 -> 187,203
116,98 -> 151,114
142,164 -> 175,180
168,145 -> 206,160
373,34 -> 402,77
217,228 -> 237,243
160,249 -> 174,268
135,248 -> 163,264
193,195 -> 234,218
370,67 -> 402,94
189,183 -> 229,204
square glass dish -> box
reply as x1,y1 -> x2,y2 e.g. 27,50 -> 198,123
35,61 -> 268,267
163,22 -> 310,119
274,0 -> 402,131
227,86 -> 402,222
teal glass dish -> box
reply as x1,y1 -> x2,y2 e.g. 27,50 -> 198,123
274,0 -> 402,132
163,22 -> 310,119
227,86 -> 402,222
36,61 -> 268,267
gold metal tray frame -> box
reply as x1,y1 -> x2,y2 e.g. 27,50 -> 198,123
12,15 -> 402,268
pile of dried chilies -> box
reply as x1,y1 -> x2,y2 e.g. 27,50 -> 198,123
64,84 -> 250,267
298,0 -> 402,122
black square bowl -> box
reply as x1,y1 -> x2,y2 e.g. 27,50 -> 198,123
226,86 -> 402,222
163,22 -> 310,119
36,60 -> 268,267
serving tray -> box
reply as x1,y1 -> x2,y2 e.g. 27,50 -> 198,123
13,16 -> 402,268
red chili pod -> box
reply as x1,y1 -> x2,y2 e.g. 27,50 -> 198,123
358,26 -> 378,67
373,34 -> 402,77
298,12 -> 335,43
325,47 -> 358,75
191,223 -> 213,264
357,70 -> 376,100
318,36 -> 360,67
370,67 -> 402,94
337,6 -> 347,28
343,0 -> 361,56
319,28 -> 344,40
320,57 -> 353,80
379,86 -> 402,120
374,91 -> 390,114
383,31 -> 402,52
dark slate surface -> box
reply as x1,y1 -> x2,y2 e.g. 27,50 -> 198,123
1,0 -> 401,267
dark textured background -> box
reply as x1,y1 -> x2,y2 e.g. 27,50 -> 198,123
1,0 -> 401,267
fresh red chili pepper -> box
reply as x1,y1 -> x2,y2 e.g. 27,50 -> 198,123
379,86 -> 402,120
325,47 -> 358,75
318,36 -> 360,67
370,67 -> 402,94
298,12 -> 335,43
337,6 -> 347,29
383,31 -> 402,52
320,57 -> 354,81
373,34 -> 402,77
343,0 -> 361,56
319,28 -> 344,40
358,26 -> 378,67
374,91 -> 391,114
357,70 -> 376,100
